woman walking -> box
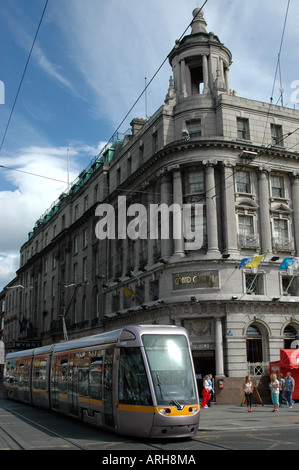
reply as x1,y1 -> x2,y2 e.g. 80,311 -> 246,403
201,375 -> 211,409
243,376 -> 254,412
270,373 -> 280,412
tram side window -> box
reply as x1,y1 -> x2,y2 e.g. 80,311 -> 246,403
78,356 -> 90,397
21,361 -> 30,388
18,364 -> 25,386
4,361 -> 14,383
58,358 -> 68,393
89,357 -> 103,400
33,358 -> 48,390
118,348 -> 152,406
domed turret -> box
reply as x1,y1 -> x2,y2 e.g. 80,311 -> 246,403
168,9 -> 232,101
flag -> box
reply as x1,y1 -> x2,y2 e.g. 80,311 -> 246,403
279,257 -> 294,270
239,255 -> 264,270
279,257 -> 299,270
19,316 -> 28,333
123,285 -> 135,300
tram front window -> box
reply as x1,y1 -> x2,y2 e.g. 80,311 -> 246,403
143,335 -> 197,407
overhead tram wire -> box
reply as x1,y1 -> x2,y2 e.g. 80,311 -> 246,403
4,1 -> 298,272
1,0 -> 297,209
0,0 -> 49,154
94,0 -> 210,158
0,1 -> 209,185
261,0 -> 291,147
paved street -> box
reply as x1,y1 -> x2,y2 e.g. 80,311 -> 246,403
1,382 -> 299,452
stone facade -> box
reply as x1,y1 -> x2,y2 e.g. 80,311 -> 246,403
3,9 -> 299,403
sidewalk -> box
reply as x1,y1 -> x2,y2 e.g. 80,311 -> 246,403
198,403 -> 299,432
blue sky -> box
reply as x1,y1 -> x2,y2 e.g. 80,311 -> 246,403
0,0 -> 298,290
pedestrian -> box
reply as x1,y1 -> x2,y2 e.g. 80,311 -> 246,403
207,374 -> 214,407
285,372 -> 295,408
278,373 -> 285,407
243,375 -> 254,413
201,375 -> 211,409
269,373 -> 280,412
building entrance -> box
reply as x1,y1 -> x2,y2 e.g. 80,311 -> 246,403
192,350 -> 215,398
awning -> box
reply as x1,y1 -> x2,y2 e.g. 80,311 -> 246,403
280,349 -> 299,368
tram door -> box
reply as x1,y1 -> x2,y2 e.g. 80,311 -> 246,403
68,353 -> 78,416
103,349 -> 114,427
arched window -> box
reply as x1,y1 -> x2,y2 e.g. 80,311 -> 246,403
283,325 -> 296,349
246,325 -> 263,363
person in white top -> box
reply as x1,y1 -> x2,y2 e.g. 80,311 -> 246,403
270,373 -> 280,412
243,376 -> 254,413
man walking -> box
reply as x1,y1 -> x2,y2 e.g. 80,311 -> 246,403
285,372 -> 295,408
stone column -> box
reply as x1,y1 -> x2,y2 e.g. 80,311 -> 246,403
225,67 -> 230,94
204,162 -> 219,254
180,59 -> 187,98
221,162 -> 238,253
147,183 -> 156,266
172,168 -> 185,257
215,317 -> 225,377
258,167 -> 272,254
291,172 -> 299,254
202,54 -> 210,94
160,172 -> 173,258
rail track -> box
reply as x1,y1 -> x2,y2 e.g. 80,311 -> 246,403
0,404 -> 235,451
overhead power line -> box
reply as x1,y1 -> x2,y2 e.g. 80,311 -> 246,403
0,0 -> 49,153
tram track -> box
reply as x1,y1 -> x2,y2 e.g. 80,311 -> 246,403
1,405 -> 90,450
0,424 -> 26,450
1,400 -> 234,451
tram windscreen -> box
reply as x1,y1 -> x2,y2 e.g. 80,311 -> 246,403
142,334 -> 197,406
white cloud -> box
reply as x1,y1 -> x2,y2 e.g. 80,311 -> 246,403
0,143 -> 97,290
1,0 -> 299,291
0,254 -> 20,288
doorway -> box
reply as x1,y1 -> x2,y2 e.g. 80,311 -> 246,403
192,350 -> 215,398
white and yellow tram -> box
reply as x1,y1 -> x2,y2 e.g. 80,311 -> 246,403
3,325 -> 200,438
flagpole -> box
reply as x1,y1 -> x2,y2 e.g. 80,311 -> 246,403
129,270 -> 159,301
247,256 -> 264,294
284,275 -> 295,294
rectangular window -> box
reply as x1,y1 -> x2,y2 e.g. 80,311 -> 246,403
118,347 -> 152,406
89,355 -> 103,400
236,170 -> 250,193
74,263 -> 78,283
83,228 -> 88,248
238,215 -> 254,236
84,196 -> 89,212
74,235 -> 78,254
245,274 -> 263,295
237,118 -> 250,140
33,357 -> 48,391
83,258 -> 87,282
271,175 -> 284,198
282,276 -> 298,296
271,124 -> 283,146
189,171 -> 205,193
187,120 -> 202,138
273,218 -> 288,241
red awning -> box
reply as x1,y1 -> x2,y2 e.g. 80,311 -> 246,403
280,349 -> 299,368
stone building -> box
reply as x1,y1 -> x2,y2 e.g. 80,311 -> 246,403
3,9 -> 299,402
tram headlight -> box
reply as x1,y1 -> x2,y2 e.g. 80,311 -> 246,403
188,406 -> 199,413
158,407 -> 172,416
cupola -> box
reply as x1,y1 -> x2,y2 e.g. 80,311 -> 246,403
168,9 -> 233,102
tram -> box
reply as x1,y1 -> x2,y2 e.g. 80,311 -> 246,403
3,325 -> 200,438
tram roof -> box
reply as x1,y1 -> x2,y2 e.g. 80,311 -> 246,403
5,324 -> 187,359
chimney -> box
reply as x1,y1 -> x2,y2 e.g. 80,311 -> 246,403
130,118 -> 147,136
